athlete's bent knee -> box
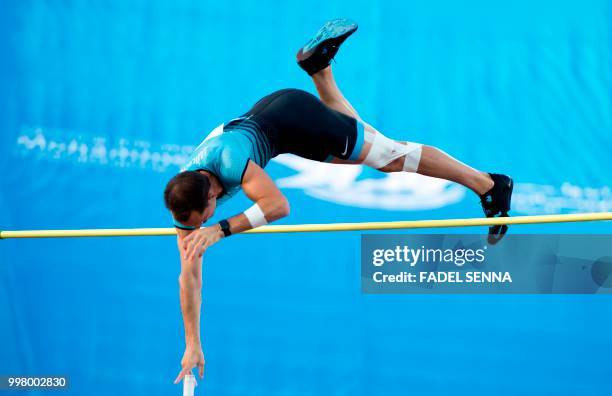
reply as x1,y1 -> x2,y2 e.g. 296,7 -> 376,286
361,125 -> 422,172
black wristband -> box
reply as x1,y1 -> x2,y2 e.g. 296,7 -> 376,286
219,219 -> 232,237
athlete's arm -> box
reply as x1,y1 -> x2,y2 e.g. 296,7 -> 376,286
182,160 -> 289,260
226,160 -> 290,233
174,228 -> 205,384
175,161 -> 288,381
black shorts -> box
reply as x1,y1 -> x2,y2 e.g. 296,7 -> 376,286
240,89 -> 365,162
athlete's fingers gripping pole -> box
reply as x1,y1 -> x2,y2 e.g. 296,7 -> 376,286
175,367 -> 198,385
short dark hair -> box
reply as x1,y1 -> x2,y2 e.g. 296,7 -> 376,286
164,171 -> 211,222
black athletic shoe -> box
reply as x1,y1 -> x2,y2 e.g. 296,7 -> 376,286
297,18 -> 358,76
480,173 -> 514,245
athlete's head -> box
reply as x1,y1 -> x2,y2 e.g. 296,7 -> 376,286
164,171 -> 217,229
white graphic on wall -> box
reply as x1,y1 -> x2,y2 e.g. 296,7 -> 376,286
15,126 -> 612,214
16,126 -> 194,172
511,182 -> 611,215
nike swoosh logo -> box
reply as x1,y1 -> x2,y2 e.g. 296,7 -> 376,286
341,137 -> 349,156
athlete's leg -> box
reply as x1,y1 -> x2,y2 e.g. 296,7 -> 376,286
296,18 -> 512,242
378,143 -> 494,195
308,65 -> 374,164
311,66 -> 362,121
295,19 -> 496,195
307,65 -> 494,194
322,115 -> 493,195
367,131 -> 512,243
307,65 -> 493,193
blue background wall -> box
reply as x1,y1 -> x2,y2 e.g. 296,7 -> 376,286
1,1 -> 611,395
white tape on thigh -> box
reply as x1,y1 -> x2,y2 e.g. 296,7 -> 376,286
244,203 -> 268,228
363,131 -> 423,172
402,141 -> 423,172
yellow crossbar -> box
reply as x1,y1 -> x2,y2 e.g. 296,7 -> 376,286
0,212 -> 610,239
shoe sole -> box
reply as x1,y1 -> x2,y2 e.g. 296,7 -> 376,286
297,19 -> 358,61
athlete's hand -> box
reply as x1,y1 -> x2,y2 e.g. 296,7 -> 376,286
182,226 -> 223,260
174,346 -> 205,384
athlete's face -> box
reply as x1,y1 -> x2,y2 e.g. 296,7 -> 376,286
183,196 -> 217,228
